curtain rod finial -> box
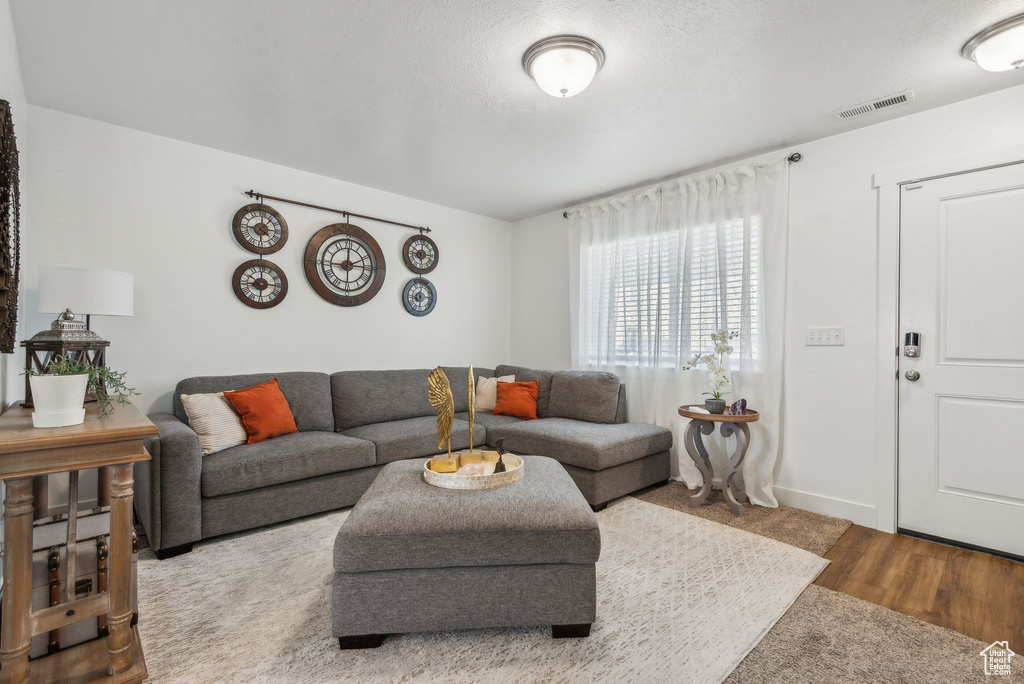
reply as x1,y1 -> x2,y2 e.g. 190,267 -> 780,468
787,153 -> 802,163
563,211 -> 569,219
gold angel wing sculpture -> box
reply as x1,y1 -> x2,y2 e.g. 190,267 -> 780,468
467,365 -> 475,453
427,367 -> 454,455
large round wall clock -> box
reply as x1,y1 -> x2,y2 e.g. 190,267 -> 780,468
403,234 -> 439,274
304,223 -> 386,306
232,203 -> 288,254
232,259 -> 288,309
402,277 -> 436,316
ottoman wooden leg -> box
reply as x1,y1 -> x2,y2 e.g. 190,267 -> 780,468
552,623 -> 592,639
338,634 -> 386,649
590,502 -> 607,513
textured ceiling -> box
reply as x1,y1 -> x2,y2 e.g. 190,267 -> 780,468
10,0 -> 1024,221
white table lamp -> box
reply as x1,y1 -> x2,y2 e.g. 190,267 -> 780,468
38,268 -> 134,333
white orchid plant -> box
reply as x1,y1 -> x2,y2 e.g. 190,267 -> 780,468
682,330 -> 738,401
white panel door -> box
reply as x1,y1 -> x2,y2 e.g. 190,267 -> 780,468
899,162 -> 1024,557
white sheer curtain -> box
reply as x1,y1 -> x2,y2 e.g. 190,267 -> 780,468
567,158 -> 789,507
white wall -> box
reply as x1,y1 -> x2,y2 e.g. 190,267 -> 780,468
22,106 -> 512,510
0,0 -> 26,410
509,211 -> 571,371
510,83 -> 1024,527
22,106 -> 512,417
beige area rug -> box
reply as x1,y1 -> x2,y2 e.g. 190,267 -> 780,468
726,584 -> 1024,683
137,497 -> 827,683
634,481 -> 852,556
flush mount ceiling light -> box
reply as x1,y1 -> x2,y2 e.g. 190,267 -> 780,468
961,12 -> 1024,71
522,35 -> 605,98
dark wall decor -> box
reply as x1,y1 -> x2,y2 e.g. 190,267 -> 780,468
232,202 -> 288,254
403,234 -> 439,275
304,223 -> 385,306
0,100 -> 22,353
232,258 -> 288,309
402,277 -> 436,316
240,189 -> 438,311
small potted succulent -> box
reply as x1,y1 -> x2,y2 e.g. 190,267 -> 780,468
683,330 -> 737,415
25,355 -> 138,428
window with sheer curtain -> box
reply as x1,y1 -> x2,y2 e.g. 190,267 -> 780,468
567,160 -> 788,508
584,216 -> 761,368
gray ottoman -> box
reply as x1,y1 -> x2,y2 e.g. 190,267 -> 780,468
332,455 -> 601,648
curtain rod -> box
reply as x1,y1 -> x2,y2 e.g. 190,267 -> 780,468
244,190 -> 431,233
561,152 -> 803,219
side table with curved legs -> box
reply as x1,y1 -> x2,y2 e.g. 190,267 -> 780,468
678,405 -> 760,517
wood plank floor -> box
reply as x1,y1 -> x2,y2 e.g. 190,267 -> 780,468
815,524 -> 1024,645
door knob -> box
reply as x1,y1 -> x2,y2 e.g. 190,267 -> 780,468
905,370 -> 921,381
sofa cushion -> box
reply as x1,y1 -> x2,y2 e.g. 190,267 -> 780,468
493,380 -> 539,420
223,378 -> 299,444
487,418 -> 673,471
547,370 -> 622,424
334,455 -> 599,573
330,369 -> 425,430
343,416 -> 485,465
201,431 -> 375,497
454,411 -> 523,432
179,392 -> 247,455
494,365 -> 554,417
174,372 -> 333,433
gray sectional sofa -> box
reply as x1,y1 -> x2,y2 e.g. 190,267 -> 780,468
135,365 -> 672,558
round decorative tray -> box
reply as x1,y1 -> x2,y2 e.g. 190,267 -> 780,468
423,454 -> 524,490
678,405 -> 760,423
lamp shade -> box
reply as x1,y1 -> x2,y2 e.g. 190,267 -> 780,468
38,268 -> 134,316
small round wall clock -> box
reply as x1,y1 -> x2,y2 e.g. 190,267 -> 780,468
232,259 -> 288,309
304,223 -> 386,306
403,234 -> 439,274
232,203 -> 288,254
403,277 -> 436,316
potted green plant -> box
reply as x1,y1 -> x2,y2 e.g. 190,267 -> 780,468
25,355 -> 138,427
682,330 -> 737,415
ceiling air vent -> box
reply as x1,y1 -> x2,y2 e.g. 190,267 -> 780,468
833,90 -> 915,120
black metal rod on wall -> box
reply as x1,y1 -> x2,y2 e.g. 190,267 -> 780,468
244,190 -> 431,233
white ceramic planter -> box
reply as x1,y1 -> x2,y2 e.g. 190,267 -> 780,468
29,374 -> 89,428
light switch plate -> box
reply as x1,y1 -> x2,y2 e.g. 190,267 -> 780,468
806,327 -> 845,346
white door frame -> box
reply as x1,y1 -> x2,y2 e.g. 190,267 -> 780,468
871,143 -> 1024,533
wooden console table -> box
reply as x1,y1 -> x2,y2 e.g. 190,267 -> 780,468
0,402 -> 157,684
678,405 -> 760,517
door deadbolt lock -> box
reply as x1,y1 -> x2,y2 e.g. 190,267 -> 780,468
904,332 -> 921,358
905,370 -> 921,381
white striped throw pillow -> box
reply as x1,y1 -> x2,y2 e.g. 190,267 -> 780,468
180,392 -> 248,455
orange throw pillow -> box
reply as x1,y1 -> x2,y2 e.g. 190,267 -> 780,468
492,380 -> 539,420
223,378 -> 298,444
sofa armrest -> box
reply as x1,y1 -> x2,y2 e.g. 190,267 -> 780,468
135,413 -> 203,552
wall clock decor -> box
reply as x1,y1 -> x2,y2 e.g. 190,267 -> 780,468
403,234 -> 439,274
232,202 -> 288,254
304,223 -> 386,306
402,277 -> 436,316
232,258 -> 288,309
0,101 -> 21,353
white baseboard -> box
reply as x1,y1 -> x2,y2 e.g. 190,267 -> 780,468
773,486 -> 876,528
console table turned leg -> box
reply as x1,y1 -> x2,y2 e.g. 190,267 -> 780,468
106,463 -> 136,675
684,419 -> 715,508
0,478 -> 34,684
